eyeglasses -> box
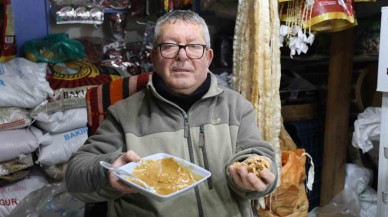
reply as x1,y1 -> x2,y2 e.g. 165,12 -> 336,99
157,43 -> 207,59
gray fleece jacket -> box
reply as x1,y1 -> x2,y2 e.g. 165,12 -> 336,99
65,72 -> 278,217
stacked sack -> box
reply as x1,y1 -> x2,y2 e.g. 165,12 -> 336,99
25,33 -> 124,181
0,35 -> 124,216
0,21 -> 154,213
0,58 -> 51,216
28,59 -> 122,181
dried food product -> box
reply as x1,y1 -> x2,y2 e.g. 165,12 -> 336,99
131,157 -> 202,195
233,0 -> 282,185
232,156 -> 270,177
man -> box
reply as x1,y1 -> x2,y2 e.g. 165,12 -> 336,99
65,10 -> 278,217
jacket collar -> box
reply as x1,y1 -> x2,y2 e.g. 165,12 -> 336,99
147,72 -> 224,100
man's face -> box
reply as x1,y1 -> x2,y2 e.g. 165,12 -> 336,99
150,21 -> 213,95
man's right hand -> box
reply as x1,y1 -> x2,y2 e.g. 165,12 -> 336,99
108,150 -> 141,194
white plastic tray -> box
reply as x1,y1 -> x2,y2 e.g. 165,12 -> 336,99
117,153 -> 211,202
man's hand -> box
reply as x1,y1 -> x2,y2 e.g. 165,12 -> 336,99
228,156 -> 276,192
108,150 -> 141,194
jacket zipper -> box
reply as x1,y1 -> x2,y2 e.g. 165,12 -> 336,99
199,125 -> 213,189
183,113 -> 204,217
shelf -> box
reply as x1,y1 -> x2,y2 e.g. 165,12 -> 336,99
281,54 -> 329,62
281,54 -> 378,67
353,54 -> 378,63
103,8 -> 130,14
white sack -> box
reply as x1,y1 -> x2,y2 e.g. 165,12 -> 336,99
359,187 -> 377,217
29,86 -> 91,116
31,107 -> 87,133
0,128 -> 39,162
352,107 -> 381,153
0,58 -> 53,108
0,107 -> 31,131
32,127 -> 88,166
0,168 -> 48,217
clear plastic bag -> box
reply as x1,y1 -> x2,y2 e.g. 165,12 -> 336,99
8,182 -> 84,217
315,188 -> 361,217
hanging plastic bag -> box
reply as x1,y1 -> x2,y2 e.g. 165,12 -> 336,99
24,33 -> 85,63
8,182 -> 84,217
258,149 -> 314,217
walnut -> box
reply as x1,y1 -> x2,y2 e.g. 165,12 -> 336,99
232,156 -> 270,177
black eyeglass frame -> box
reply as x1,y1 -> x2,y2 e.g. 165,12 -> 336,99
157,43 -> 208,59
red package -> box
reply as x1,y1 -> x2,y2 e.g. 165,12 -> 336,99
0,0 -> 16,62
280,0 -> 357,32
308,0 -> 357,32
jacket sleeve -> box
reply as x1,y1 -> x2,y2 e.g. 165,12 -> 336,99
65,108 -> 126,203
225,100 -> 279,199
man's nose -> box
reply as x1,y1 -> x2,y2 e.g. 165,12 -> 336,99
176,47 -> 188,60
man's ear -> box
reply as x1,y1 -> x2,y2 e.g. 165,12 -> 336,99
150,49 -> 157,63
206,48 -> 214,67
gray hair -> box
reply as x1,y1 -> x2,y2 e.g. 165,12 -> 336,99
152,10 -> 211,48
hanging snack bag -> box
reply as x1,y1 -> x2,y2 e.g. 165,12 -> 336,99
307,0 -> 357,32
280,0 -> 357,33
51,0 -> 104,25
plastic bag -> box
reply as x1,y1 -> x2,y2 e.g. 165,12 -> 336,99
315,188 -> 361,217
258,149 -> 310,216
345,163 -> 372,194
24,33 -> 85,63
9,182 -> 84,217
0,168 -> 48,216
308,0 -> 357,32
352,107 -> 381,154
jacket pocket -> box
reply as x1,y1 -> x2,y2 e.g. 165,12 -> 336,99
199,125 -> 213,189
